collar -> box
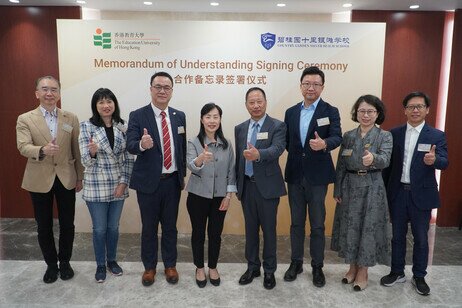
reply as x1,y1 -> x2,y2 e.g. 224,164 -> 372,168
250,114 -> 267,128
39,105 -> 57,117
204,135 -> 224,146
151,103 -> 169,118
300,97 -> 320,110
406,121 -> 425,133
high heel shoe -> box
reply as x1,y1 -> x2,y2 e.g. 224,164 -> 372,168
209,268 -> 220,286
195,268 -> 207,288
342,265 -> 357,284
342,273 -> 355,284
353,274 -> 368,291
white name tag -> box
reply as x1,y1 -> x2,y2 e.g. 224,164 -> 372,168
417,143 -> 431,152
257,132 -> 268,140
62,123 -> 73,133
342,149 -> 353,156
178,126 -> 185,134
317,117 -> 330,126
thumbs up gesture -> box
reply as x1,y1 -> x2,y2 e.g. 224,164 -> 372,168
88,135 -> 98,158
362,149 -> 374,166
424,145 -> 436,165
243,142 -> 260,161
141,128 -> 154,149
200,144 -> 214,164
43,138 -> 59,156
309,131 -> 327,151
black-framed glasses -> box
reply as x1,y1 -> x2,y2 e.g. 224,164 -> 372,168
405,104 -> 426,111
151,85 -> 173,92
301,82 -> 323,89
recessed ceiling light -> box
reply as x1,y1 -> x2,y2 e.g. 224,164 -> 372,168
277,3 -> 286,7
76,0 -> 86,4
143,1 -> 153,5
409,4 -> 420,9
9,0 -> 20,3
210,2 -> 219,6
342,3 -> 352,8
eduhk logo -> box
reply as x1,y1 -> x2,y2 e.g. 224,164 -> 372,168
93,28 -> 111,49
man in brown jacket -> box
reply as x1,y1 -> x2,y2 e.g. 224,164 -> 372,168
16,76 -> 84,283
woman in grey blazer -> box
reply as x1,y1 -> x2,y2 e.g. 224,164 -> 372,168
186,103 -> 237,288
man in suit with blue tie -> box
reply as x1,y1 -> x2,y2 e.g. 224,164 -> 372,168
127,72 -> 186,286
381,91 -> 448,296
283,66 -> 342,287
235,87 -> 287,290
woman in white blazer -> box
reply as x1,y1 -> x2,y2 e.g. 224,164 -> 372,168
79,88 -> 134,283
186,103 -> 237,288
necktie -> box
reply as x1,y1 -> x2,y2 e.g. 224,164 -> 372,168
245,123 -> 259,176
160,111 -> 172,170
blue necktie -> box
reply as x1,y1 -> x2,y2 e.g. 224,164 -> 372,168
245,123 -> 259,176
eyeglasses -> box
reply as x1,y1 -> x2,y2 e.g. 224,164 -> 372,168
39,87 -> 59,94
405,104 -> 426,111
151,85 -> 173,92
357,109 -> 377,116
301,82 -> 323,89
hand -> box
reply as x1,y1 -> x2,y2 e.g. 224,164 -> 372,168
114,183 -> 127,198
309,131 -> 327,151
141,128 -> 154,149
88,136 -> 98,157
75,180 -> 83,193
199,144 -> 214,164
42,138 -> 59,156
362,150 -> 374,167
424,145 -> 436,165
243,142 -> 260,161
334,196 -> 342,204
219,196 -> 231,211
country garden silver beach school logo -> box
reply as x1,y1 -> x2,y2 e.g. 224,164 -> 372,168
261,33 -> 276,50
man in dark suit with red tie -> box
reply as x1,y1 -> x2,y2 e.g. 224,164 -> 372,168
381,91 -> 448,296
127,72 -> 186,286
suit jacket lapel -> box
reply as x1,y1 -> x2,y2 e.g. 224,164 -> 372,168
306,99 -> 325,149
255,116 -> 273,148
411,124 -> 429,166
30,107 -> 53,143
169,108 -> 179,149
144,104 -> 161,154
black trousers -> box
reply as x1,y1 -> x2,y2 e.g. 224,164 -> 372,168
29,176 -> 76,266
186,193 -> 227,269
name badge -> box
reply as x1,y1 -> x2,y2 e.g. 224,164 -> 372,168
178,126 -> 185,134
417,143 -> 431,152
62,123 -> 73,133
257,132 -> 268,140
317,117 -> 330,126
342,149 -> 353,156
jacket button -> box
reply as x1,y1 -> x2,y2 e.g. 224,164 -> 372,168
302,153 -> 306,157
54,163 -> 57,166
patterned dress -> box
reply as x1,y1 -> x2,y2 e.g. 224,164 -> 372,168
331,126 -> 392,266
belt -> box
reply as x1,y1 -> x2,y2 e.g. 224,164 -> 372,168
160,171 -> 177,180
401,183 -> 411,190
244,175 -> 256,182
346,169 -> 381,176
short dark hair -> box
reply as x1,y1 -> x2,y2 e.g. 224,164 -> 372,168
245,87 -> 266,101
402,91 -> 431,108
35,76 -> 61,89
300,66 -> 325,84
351,94 -> 386,125
197,103 -> 228,149
89,88 -> 124,127
150,72 -> 174,86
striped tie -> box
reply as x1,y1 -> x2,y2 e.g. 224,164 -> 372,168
160,111 -> 172,169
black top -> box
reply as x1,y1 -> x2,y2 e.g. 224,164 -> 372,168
105,126 -> 114,150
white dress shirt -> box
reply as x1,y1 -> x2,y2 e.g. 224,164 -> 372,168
401,121 -> 425,183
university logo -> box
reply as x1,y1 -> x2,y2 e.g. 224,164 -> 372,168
93,28 -> 111,49
261,33 -> 276,50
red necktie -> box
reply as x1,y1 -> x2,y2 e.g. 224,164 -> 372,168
160,111 -> 172,170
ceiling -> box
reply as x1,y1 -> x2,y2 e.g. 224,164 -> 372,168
2,0 -> 462,14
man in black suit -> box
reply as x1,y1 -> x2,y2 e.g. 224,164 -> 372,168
283,67 -> 342,287
127,71 -> 186,286
235,87 -> 287,290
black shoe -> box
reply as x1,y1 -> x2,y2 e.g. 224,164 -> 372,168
284,261 -> 303,282
195,268 -> 207,288
43,265 -> 59,284
263,273 -> 276,290
209,276 -> 221,286
412,276 -> 430,295
312,266 -> 325,287
380,272 -> 406,287
238,269 -> 261,285
59,262 -> 74,280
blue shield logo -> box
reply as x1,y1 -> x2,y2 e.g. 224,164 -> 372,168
261,33 -> 276,50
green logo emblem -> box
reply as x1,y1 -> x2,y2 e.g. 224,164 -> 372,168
94,28 -> 111,49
